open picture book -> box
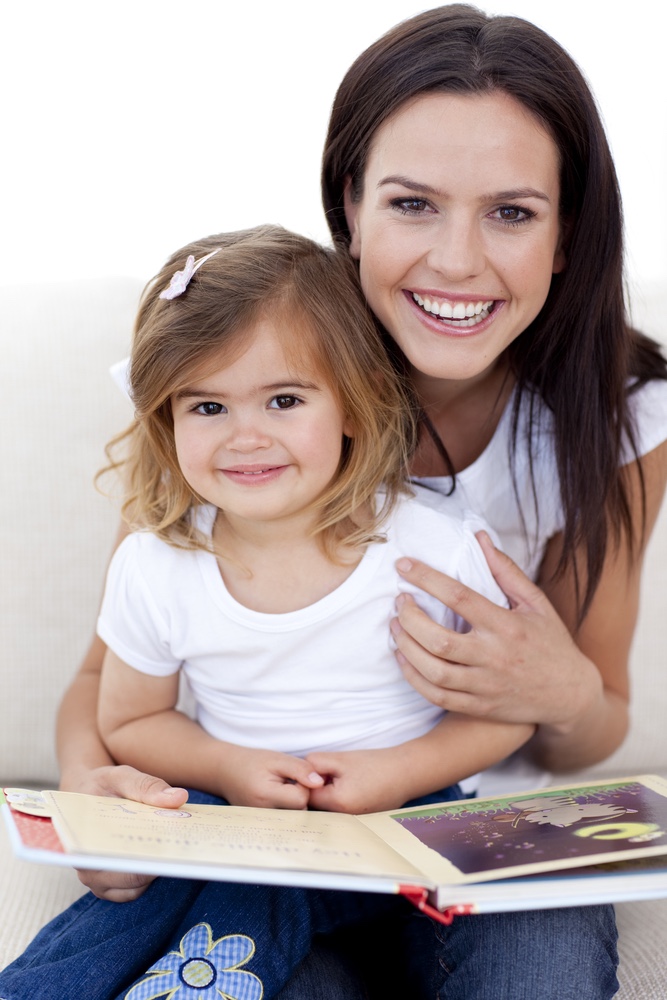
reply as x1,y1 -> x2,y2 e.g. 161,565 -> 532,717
5,775 -> 667,924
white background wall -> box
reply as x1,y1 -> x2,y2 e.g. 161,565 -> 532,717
2,1 -> 665,301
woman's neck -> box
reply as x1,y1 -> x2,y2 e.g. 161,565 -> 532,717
410,358 -> 514,477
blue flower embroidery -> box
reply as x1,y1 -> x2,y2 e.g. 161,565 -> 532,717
125,923 -> 263,1000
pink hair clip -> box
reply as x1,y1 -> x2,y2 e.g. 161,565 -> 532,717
159,247 -> 221,300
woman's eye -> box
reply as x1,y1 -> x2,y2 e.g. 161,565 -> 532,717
390,197 -> 432,216
269,395 -> 300,410
194,401 -> 225,416
493,205 -> 535,226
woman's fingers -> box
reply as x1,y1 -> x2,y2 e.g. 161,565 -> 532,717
396,555 -> 507,629
81,765 -> 190,808
392,548 -> 581,724
474,531 -> 551,611
75,868 -> 156,901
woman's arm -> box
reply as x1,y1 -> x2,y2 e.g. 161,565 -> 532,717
306,715 -> 534,814
56,524 -> 190,900
98,650 -> 325,808
391,440 -> 667,772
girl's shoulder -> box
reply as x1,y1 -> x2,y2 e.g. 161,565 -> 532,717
111,506 -> 216,580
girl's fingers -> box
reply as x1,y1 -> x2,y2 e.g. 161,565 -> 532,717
276,756 -> 325,789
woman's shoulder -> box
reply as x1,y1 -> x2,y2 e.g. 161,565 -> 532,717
625,377 -> 667,461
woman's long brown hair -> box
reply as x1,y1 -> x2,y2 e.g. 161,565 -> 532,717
322,4 -> 667,621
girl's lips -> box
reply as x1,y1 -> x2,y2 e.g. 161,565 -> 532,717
404,289 -> 503,336
220,465 -> 288,484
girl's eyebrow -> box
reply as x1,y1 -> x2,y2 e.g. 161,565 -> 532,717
174,380 -> 321,399
379,174 -> 551,203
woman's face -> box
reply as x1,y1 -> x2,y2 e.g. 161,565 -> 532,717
344,91 -> 566,387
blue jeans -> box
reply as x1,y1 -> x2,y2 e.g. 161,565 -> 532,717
0,787 -> 619,1000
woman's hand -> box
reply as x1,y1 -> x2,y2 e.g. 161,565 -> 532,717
60,764 -> 189,901
392,532 -> 602,728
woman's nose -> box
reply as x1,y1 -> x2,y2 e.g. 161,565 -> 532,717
426,217 -> 486,282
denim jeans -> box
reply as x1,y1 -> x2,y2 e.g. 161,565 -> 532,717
0,786 -> 619,1000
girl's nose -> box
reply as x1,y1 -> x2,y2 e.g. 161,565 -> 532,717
224,415 -> 272,452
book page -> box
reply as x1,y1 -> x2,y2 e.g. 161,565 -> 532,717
43,791 -> 429,883
360,775 -> 667,885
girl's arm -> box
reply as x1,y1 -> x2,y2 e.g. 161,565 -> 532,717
98,650 -> 324,808
390,440 -> 667,772
307,715 -> 534,814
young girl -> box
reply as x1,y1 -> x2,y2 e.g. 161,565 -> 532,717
0,225 -> 532,1000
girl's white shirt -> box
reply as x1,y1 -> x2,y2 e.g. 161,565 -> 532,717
97,492 -> 506,759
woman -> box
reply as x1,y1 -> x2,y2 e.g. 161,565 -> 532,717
55,5 -> 667,998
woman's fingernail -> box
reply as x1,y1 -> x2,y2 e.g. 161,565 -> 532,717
308,772 -> 325,784
396,558 -> 413,574
390,617 -> 402,636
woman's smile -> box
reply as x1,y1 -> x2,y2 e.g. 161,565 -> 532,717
407,290 -> 500,334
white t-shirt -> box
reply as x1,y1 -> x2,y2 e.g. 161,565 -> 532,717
414,380 -> 667,581
97,489 -> 507,759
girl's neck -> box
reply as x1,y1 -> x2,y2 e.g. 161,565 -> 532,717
212,510 -> 363,614
410,358 -> 514,477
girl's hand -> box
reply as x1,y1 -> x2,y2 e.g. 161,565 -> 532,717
306,747 -> 409,814
392,533 -> 602,732
219,745 -> 325,809
60,764 -> 189,901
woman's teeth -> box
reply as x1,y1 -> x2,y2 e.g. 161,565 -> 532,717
412,293 -> 494,326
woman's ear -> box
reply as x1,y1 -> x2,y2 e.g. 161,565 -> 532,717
343,177 -> 362,260
552,216 -> 572,274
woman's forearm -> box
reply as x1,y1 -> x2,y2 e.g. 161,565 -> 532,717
528,682 -> 629,773
56,634 -> 115,788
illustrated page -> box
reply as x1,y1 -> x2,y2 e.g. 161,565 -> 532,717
361,776 -> 667,885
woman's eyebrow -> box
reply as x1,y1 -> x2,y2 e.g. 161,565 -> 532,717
378,174 -> 441,195
379,175 -> 551,203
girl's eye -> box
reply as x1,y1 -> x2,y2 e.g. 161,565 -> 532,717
194,401 -> 226,416
390,197 -> 432,216
492,205 -> 535,226
269,395 -> 301,410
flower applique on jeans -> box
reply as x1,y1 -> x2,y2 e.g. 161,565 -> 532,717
124,923 -> 263,1000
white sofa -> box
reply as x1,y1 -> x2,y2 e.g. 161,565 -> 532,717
1,276 -> 666,996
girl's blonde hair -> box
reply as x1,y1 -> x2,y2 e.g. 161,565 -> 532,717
104,225 -> 416,557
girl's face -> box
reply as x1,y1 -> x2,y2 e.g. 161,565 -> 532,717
171,320 -> 353,531
344,91 -> 566,389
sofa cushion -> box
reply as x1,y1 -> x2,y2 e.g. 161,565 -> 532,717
0,278 -> 140,786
